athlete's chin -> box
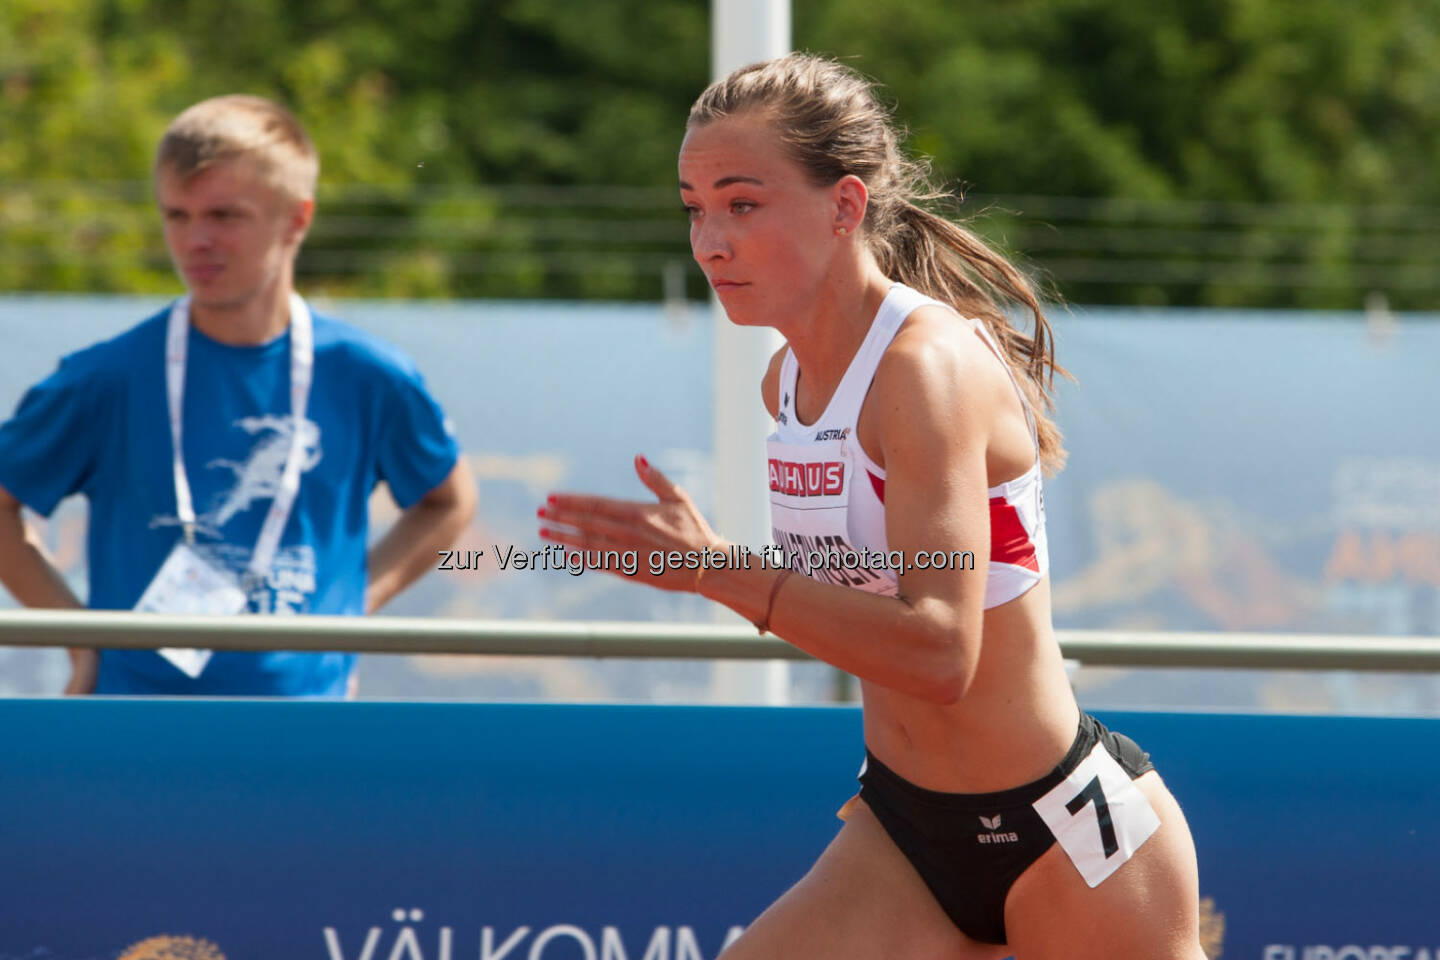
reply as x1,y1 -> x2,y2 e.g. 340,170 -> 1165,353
720,309 -> 772,329
715,292 -> 779,329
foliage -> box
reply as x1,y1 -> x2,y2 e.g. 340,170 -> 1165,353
4,0 -> 1439,307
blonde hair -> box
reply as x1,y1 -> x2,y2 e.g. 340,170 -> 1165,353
155,95 -> 318,202
690,54 -> 1068,472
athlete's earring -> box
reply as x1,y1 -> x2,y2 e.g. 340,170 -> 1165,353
836,226 -> 849,236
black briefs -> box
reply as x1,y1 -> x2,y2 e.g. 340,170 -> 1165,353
857,713 -> 1157,945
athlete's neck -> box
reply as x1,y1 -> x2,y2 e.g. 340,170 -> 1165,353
188,276 -> 294,346
785,259 -> 893,393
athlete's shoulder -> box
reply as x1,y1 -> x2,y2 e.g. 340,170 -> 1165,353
881,306 -> 995,392
867,306 -> 1010,448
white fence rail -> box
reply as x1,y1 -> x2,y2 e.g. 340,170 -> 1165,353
0,610 -> 1436,671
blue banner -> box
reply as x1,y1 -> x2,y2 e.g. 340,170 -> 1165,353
1,701 -> 1437,958
5,298 -> 1440,712
6,298 -> 1438,641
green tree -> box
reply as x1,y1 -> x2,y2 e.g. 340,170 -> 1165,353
4,0 -> 1440,307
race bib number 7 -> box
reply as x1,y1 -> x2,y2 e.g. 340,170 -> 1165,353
1031,743 -> 1161,888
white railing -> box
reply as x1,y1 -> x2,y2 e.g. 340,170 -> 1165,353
0,610 -> 1436,671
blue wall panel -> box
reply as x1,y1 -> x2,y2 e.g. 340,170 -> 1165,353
1,701 -> 1436,959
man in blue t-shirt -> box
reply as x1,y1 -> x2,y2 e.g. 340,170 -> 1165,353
0,95 -> 476,696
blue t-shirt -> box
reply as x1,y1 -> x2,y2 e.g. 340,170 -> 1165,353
0,304 -> 460,696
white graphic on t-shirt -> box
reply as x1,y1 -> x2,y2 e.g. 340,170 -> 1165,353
149,415 -> 324,613
189,542 -> 320,615
204,415 -> 323,528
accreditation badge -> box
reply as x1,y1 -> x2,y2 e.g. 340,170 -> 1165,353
134,541 -> 248,678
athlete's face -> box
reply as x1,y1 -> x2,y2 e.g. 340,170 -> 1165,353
679,113 -> 842,327
156,157 -> 313,313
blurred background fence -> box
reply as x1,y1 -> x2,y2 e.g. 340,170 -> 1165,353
7,0 -> 1440,309
7,180 -> 1440,308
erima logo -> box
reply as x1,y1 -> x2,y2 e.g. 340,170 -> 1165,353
815,427 -> 849,441
977,814 -> 1019,844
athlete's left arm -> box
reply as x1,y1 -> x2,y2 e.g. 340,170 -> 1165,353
365,458 -> 477,614
865,312 -> 995,693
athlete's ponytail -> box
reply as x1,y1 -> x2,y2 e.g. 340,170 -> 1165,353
875,200 -> 1066,471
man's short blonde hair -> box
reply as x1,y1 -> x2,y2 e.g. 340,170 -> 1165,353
155,95 -> 319,201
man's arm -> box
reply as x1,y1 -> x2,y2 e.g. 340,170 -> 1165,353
364,458 -> 477,614
0,484 -> 94,693
0,485 -> 82,609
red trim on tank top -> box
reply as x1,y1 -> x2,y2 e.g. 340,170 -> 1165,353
872,474 -> 1039,571
989,497 -> 1040,571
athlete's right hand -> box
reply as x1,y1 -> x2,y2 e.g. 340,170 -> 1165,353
538,454 -> 727,593
64,647 -> 98,695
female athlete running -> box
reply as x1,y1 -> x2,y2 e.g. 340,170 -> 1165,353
541,54 -> 1207,960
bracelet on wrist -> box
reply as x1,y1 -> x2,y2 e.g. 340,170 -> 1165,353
755,569 -> 794,635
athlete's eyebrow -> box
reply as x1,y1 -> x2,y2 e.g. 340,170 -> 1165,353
678,176 -> 766,191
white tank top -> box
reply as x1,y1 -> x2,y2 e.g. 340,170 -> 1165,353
766,283 -> 1049,609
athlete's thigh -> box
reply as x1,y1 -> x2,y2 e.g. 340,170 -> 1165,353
1002,772 -> 1207,960
720,799 -> 1006,960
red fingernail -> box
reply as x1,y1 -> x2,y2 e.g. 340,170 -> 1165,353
547,494 -> 558,505
637,455 -> 649,469
537,507 -> 547,518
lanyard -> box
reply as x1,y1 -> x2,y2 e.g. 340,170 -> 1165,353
165,293 -> 314,583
